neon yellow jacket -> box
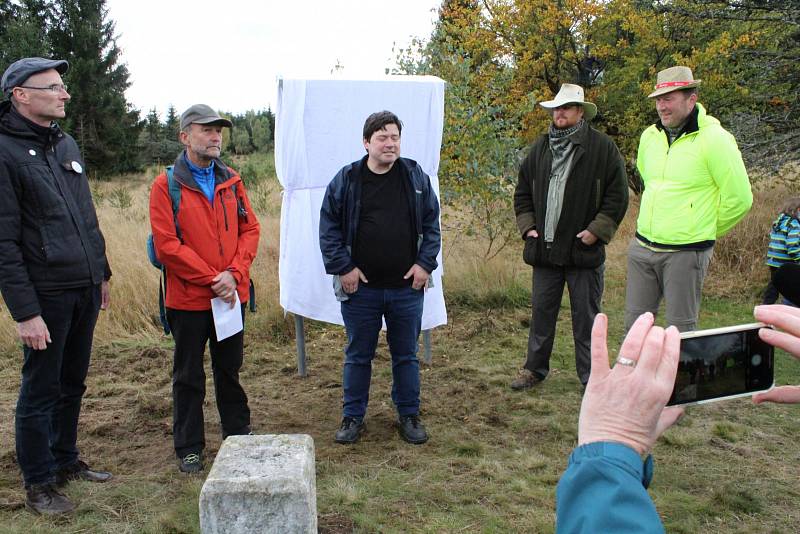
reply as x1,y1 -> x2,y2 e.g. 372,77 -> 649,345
636,104 -> 752,247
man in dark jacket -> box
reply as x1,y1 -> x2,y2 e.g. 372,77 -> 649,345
511,84 -> 628,391
319,110 -> 441,445
0,57 -> 112,515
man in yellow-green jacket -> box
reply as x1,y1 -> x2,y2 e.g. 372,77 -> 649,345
624,66 -> 752,332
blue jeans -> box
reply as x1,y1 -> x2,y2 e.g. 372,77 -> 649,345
340,285 -> 424,419
15,285 -> 100,486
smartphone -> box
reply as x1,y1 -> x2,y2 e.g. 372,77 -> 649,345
667,323 -> 774,406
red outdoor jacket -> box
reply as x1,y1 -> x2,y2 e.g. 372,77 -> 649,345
149,155 -> 260,311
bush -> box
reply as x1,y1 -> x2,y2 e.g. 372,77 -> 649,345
236,151 -> 276,188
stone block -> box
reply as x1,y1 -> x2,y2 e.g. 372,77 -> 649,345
199,434 -> 317,534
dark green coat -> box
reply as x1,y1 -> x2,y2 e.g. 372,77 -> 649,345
514,121 -> 628,268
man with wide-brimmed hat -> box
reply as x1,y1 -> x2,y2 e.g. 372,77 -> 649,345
511,83 -> 628,391
624,66 -> 752,332
0,57 -> 113,515
149,104 -> 260,473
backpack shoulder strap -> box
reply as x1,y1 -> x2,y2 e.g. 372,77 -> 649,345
165,165 -> 183,241
166,165 -> 181,213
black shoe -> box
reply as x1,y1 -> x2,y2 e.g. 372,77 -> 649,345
397,415 -> 428,444
55,460 -> 113,486
178,452 -> 204,474
25,483 -> 75,515
334,417 -> 365,444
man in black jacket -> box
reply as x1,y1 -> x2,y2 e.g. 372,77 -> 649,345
0,58 -> 112,515
511,84 -> 628,391
319,111 -> 441,445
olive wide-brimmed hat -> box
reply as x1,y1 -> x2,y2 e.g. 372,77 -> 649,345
539,83 -> 597,121
647,66 -> 702,98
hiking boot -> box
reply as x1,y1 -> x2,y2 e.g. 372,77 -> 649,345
25,483 -> 75,515
397,415 -> 428,444
55,460 -> 113,486
510,369 -> 543,391
334,417 -> 365,444
178,453 -> 204,474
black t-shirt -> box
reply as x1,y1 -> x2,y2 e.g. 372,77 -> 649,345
352,162 -> 416,288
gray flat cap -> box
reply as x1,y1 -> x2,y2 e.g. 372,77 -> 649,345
2,57 -> 69,98
180,104 -> 233,130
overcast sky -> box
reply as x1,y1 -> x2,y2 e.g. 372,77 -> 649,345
106,0 -> 442,117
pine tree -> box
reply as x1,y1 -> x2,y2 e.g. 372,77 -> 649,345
144,108 -> 161,141
48,0 -> 142,176
164,104 -> 180,140
265,106 -> 275,144
0,0 -> 52,71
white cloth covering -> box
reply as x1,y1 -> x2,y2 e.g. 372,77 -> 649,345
275,76 -> 447,329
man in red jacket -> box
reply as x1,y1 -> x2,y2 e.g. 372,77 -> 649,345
149,104 -> 260,473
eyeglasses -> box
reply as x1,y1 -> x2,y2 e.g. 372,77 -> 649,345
554,104 -> 577,111
18,83 -> 69,94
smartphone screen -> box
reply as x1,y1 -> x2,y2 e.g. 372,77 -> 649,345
667,324 -> 774,406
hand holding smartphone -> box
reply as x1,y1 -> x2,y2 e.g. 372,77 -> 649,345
667,323 -> 774,406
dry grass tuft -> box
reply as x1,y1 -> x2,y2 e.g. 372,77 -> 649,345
0,170 -> 287,352
0,167 -> 795,351
605,188 -> 796,301
704,187 -> 790,299
1,160 -> 800,532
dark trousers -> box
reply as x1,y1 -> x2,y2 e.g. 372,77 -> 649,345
15,285 -> 100,486
762,266 -> 779,304
774,263 -> 800,305
340,285 -> 424,419
166,306 -> 250,457
524,265 -> 604,385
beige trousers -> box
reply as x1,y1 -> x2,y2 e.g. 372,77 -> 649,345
624,239 -> 713,332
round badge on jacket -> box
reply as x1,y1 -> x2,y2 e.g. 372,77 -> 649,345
71,161 -> 83,173
29,149 -> 36,156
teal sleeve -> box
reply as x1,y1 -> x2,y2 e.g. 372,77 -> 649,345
556,442 -> 664,534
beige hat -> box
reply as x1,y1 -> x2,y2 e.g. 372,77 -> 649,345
648,66 -> 702,98
539,83 -> 597,121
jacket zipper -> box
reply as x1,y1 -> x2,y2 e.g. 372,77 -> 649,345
218,189 -> 226,257
652,130 -> 694,238
220,190 -> 229,232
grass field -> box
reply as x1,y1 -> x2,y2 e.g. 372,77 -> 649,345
0,164 -> 798,533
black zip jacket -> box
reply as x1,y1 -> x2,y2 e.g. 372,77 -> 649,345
319,155 -> 441,277
0,101 -> 111,321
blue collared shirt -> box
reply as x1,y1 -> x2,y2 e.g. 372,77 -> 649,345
184,153 -> 216,203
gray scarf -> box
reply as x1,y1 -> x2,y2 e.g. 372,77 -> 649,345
665,116 -> 690,145
544,120 -> 583,243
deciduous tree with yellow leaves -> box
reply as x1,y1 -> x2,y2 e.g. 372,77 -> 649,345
396,0 -> 796,255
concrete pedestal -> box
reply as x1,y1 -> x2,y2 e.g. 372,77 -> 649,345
199,434 -> 317,533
